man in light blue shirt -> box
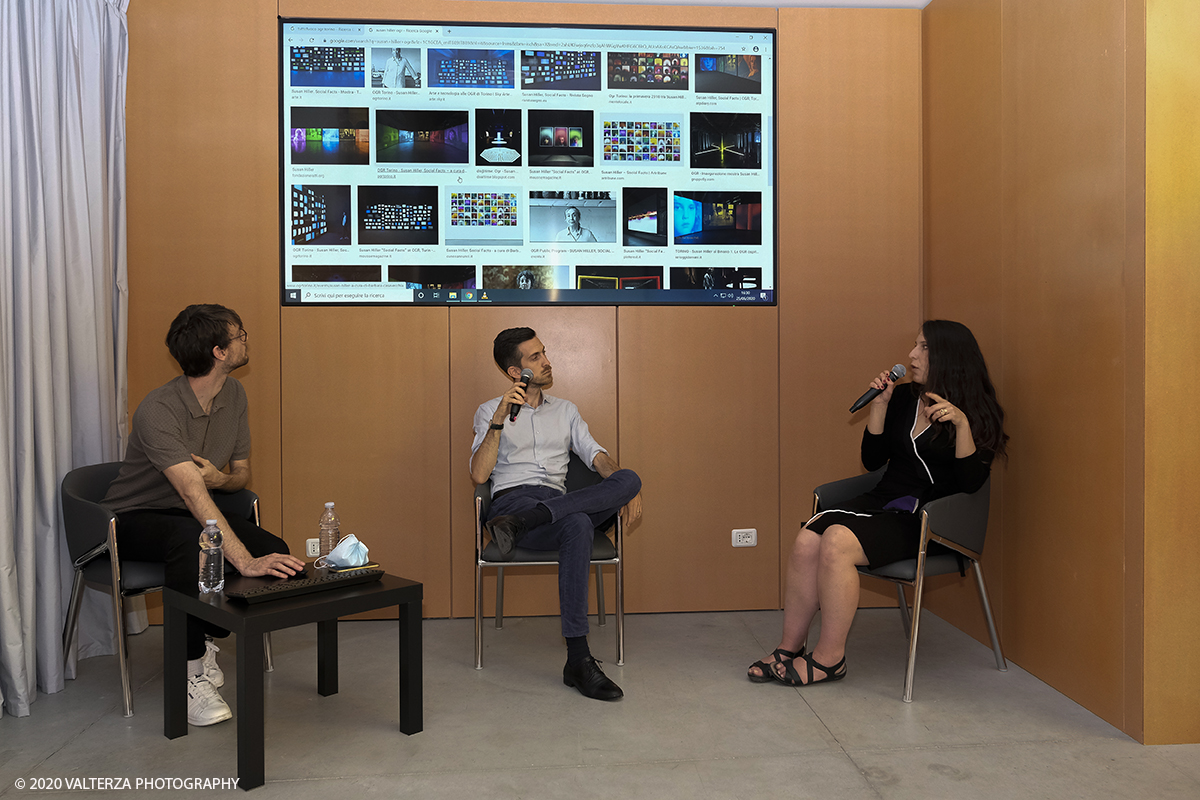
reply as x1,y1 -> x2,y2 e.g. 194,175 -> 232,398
470,327 -> 642,700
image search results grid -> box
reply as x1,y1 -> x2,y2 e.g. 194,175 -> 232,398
281,20 -> 775,306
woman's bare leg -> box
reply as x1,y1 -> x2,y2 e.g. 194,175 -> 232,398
775,524 -> 868,682
748,527 -> 821,680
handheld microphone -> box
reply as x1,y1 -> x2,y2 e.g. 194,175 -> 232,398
849,364 -> 906,413
509,368 -> 534,422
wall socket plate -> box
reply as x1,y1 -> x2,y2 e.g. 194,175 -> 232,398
732,528 -> 757,547
306,538 -> 320,558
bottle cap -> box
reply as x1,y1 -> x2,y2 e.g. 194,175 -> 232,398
325,502 -> 335,508
206,519 -> 218,525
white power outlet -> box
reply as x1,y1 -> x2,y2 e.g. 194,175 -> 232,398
732,528 -> 757,547
306,538 -> 320,558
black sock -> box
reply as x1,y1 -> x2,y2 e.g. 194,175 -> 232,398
566,636 -> 591,665
514,503 -> 551,530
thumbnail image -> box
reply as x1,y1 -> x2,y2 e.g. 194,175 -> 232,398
291,184 -> 352,246
291,265 -> 381,282
606,52 -> 689,90
290,46 -> 366,88
482,265 -> 562,290
673,191 -> 762,245
387,265 -> 477,289
670,267 -> 762,290
575,266 -> 663,290
622,187 -> 668,247
476,108 -> 522,166
602,117 -> 683,164
357,185 -> 438,245
371,47 -> 421,88
528,191 -> 616,244
527,109 -> 594,167
690,113 -> 763,170
445,189 -> 522,246
376,110 -> 469,164
695,54 -> 762,94
520,50 -> 601,91
289,107 -> 370,166
427,49 -> 515,88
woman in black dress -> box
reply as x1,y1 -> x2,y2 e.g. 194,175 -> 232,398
748,320 -> 1008,686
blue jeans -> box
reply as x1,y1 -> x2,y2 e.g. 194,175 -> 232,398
487,469 -> 641,638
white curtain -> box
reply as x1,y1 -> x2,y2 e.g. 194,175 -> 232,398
0,0 -> 128,717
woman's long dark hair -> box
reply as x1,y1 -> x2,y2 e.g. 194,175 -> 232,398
920,319 -> 1008,459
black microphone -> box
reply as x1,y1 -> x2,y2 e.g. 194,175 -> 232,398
849,364 -> 907,413
509,368 -> 534,421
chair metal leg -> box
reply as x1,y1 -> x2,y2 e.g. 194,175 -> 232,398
495,566 -> 505,629
972,562 -> 1008,672
62,570 -> 86,658
615,557 -> 624,666
894,583 -> 912,638
264,632 -> 274,672
901,552 -> 930,704
474,562 -> 484,670
108,570 -> 134,717
595,563 -> 606,627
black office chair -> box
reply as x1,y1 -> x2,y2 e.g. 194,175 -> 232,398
474,452 -> 623,669
813,469 -> 1006,702
61,462 -> 274,717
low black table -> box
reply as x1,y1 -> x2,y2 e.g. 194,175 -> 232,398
163,574 -> 423,790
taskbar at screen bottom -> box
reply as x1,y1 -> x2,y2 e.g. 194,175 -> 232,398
283,288 -> 775,306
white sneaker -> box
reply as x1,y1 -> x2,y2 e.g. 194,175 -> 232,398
186,674 -> 232,726
202,639 -> 224,688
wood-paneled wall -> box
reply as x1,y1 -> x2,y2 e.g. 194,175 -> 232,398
1145,0 -> 1200,746
127,1 -> 921,623
126,0 -> 1200,746
920,0 -> 1200,744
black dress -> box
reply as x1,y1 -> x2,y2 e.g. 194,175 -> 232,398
806,384 -> 993,569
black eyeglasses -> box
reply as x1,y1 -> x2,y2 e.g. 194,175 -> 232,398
232,329 -> 247,343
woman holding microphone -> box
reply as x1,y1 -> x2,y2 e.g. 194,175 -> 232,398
748,320 -> 1008,686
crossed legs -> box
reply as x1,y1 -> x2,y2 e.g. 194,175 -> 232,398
748,523 -> 869,683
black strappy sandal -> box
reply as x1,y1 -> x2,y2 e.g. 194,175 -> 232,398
747,646 -> 803,683
772,651 -> 846,686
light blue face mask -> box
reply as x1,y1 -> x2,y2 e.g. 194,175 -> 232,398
316,533 -> 369,569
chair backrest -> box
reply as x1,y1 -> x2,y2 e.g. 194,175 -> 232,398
564,451 -> 601,493
813,468 -> 885,514
61,462 -> 123,565
921,475 -> 991,557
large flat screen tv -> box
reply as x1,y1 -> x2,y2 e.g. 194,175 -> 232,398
280,19 -> 776,306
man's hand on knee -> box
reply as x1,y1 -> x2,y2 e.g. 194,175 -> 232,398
621,492 -> 643,528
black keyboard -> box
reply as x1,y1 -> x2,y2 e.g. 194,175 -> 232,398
225,568 -> 385,604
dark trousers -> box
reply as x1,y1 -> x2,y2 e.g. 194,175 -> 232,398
117,508 -> 290,660
487,469 -> 641,638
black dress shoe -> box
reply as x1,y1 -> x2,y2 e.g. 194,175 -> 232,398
485,515 -> 527,561
563,656 -> 624,701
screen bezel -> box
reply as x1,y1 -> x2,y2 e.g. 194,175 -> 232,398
278,17 -> 779,308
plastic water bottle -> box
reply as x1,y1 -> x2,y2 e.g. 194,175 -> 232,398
198,520 -> 224,593
319,502 -> 341,558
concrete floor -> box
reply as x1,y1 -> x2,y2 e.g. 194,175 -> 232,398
3,608 -> 1199,798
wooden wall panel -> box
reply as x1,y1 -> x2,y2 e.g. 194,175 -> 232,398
448,308 -> 617,620
924,0 -> 1147,738
998,0 -> 1132,729
126,2 -> 925,639
126,0 -> 283,532
1144,0 -> 1199,745
777,8 -> 923,608
920,0 -> 1006,644
617,307 -> 779,611
280,307 -> 452,618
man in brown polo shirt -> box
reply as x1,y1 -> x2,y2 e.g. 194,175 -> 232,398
103,304 -> 304,726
